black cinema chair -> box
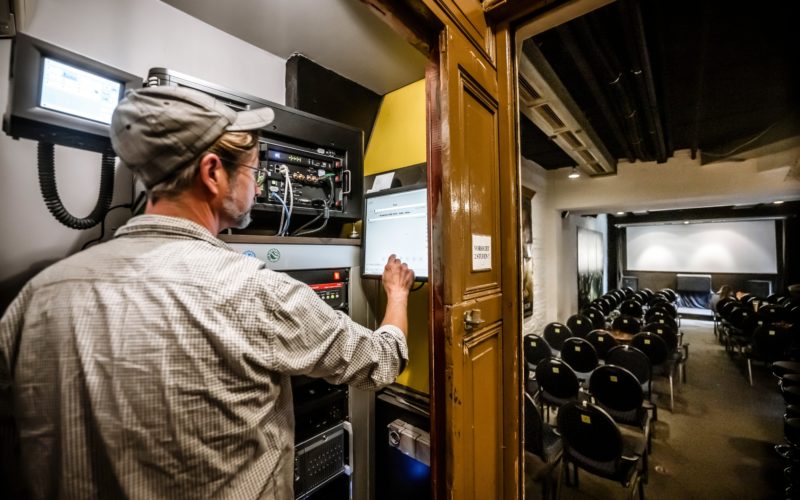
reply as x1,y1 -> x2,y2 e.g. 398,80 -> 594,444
586,329 -> 619,361
543,322 -> 572,352
632,332 -> 676,411
536,357 -> 581,422
556,401 -> 646,499
524,392 -> 563,500
560,337 -> 599,384
566,314 -> 593,339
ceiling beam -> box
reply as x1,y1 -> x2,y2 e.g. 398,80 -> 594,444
619,0 -> 667,163
575,17 -> 646,161
556,23 -> 635,163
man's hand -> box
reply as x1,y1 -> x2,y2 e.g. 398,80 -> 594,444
380,254 -> 415,335
382,254 -> 415,298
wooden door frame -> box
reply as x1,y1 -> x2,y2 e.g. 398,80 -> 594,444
361,1 -> 569,498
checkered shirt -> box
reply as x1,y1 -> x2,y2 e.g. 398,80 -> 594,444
0,215 -> 407,499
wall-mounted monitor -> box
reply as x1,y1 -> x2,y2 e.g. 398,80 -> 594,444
3,33 -> 142,152
362,185 -> 429,282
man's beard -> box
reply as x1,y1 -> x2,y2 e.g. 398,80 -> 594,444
222,192 -> 252,229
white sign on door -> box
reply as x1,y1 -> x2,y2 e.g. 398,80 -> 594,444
472,234 -> 492,271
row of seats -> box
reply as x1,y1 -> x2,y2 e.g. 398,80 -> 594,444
716,291 -> 800,385
525,369 -> 649,499
769,360 -> 800,497
523,286 -> 683,499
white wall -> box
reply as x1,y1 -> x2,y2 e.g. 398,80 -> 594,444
0,0 -> 286,307
520,158 -> 610,335
547,147 -> 800,214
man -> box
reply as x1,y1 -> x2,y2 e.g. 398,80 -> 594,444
0,86 -> 415,499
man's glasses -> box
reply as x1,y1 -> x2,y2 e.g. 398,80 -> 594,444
240,163 -> 268,186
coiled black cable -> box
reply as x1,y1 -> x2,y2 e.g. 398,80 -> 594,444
37,141 -> 115,230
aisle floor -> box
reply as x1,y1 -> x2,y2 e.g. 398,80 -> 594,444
534,319 -> 786,500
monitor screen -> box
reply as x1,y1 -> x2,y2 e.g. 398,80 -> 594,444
362,185 -> 428,281
39,57 -> 122,125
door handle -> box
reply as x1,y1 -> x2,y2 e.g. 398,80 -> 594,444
464,309 -> 485,331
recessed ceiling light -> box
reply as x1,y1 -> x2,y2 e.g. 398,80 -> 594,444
683,221 -> 690,224
616,211 -> 625,215
568,167 -> 580,179
774,200 -> 784,205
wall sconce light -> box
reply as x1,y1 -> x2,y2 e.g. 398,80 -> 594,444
568,166 -> 580,179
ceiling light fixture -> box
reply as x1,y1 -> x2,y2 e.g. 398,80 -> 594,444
683,221 -> 690,224
774,200 -> 784,205
568,166 -> 580,179
616,211 -> 625,215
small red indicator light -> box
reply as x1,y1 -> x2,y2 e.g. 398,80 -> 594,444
333,271 -> 341,280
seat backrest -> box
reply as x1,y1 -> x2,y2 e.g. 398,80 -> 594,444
729,307 -> 756,333
535,357 -> 580,400
560,337 -> 599,373
589,364 -> 644,413
632,291 -> 649,306
660,288 -> 678,302
752,323 -> 792,362
643,322 -> 679,352
543,322 -> 572,350
719,299 -> 739,319
714,296 -> 734,314
631,332 -> 669,365
557,401 -> 622,464
524,392 -> 545,458
612,315 -> 641,334
606,345 -> 651,385
585,329 -> 619,359
591,297 -> 613,315
619,299 -> 643,318
567,314 -> 594,338
759,304 -> 789,323
648,292 -> 670,307
523,333 -> 552,367
650,302 -> 678,318
581,307 -> 607,329
646,314 -> 678,332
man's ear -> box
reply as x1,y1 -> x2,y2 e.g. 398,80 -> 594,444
197,153 -> 226,197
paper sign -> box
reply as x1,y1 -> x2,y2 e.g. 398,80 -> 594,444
367,172 -> 394,193
472,234 -> 491,271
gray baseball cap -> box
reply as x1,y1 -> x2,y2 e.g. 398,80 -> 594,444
110,86 -> 275,187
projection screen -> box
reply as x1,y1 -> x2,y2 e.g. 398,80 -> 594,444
626,220 -> 777,274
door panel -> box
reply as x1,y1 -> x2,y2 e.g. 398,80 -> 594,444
436,0 -> 496,65
464,323 -> 501,499
458,78 -> 501,296
440,22 -> 505,499
443,28 -> 502,303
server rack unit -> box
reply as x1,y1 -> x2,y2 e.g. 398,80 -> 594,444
145,68 -> 364,229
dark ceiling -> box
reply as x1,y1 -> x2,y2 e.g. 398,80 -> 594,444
520,0 -> 800,169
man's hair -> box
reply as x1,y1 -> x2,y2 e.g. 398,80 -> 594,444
148,131 -> 259,204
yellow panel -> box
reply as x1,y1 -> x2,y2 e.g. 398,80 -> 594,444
393,283 -> 430,394
364,79 -> 426,175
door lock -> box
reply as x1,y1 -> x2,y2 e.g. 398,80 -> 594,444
463,309 -> 485,331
